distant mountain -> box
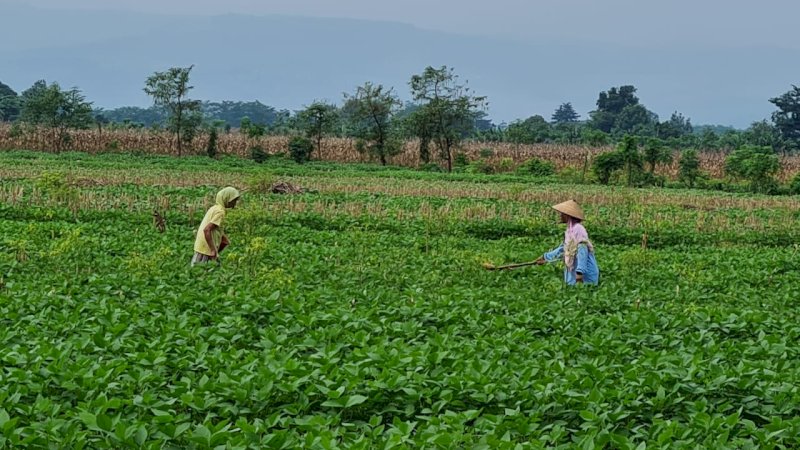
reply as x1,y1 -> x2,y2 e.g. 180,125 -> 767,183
2,3 -> 798,127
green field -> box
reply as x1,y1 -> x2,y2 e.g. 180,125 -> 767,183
1,150 -> 800,449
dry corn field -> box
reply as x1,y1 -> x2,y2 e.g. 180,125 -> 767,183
3,124 -> 800,181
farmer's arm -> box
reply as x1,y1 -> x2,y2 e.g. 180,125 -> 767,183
219,234 -> 230,253
537,243 -> 564,264
203,223 -> 218,258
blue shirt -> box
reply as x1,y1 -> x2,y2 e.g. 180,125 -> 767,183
543,242 -> 600,286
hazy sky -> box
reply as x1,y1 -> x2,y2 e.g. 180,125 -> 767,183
19,0 -> 800,49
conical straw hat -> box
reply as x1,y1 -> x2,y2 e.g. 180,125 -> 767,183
552,199 -> 584,220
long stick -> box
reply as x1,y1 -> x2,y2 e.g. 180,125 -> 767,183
483,261 -> 539,271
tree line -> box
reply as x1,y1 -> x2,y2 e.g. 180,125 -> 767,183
1,66 -> 799,169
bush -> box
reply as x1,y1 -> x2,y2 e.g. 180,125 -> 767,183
516,158 -> 555,177
247,173 -> 275,194
466,159 -> 494,175
206,127 -> 218,159
790,173 -> 800,195
288,136 -> 314,164
678,149 -> 701,188
250,145 -> 267,164
592,151 -> 625,184
420,163 -> 443,172
454,153 -> 470,168
725,145 -> 780,193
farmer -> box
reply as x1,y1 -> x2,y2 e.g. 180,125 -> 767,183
192,186 -> 240,266
535,200 -> 599,285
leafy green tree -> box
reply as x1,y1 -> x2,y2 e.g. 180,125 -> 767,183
409,66 -> 487,172
590,85 -> 640,133
506,115 -> 551,144
678,149 -> 701,188
618,135 -> 643,186
0,81 -> 20,122
698,128 -> 719,150
551,102 -> 580,124
20,80 -> 93,151
643,138 -> 673,173
288,136 -> 314,164
144,65 -> 202,156
769,85 -> 800,149
658,112 -> 693,139
592,151 -> 625,185
613,104 -> 657,136
296,102 -> 339,159
725,145 -> 780,193
743,120 -> 785,153
343,82 -> 402,166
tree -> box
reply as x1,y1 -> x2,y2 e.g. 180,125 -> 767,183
618,135 -> 643,186
0,81 -> 20,122
590,85 -> 642,133
409,66 -> 487,172
725,145 -> 780,193
506,115 -> 551,144
20,80 -> 93,151
743,120 -> 785,153
144,65 -> 202,156
343,82 -> 402,166
658,112 -> 693,139
551,102 -> 580,124
678,149 -> 701,188
592,151 -> 625,185
296,102 -> 339,159
643,138 -> 673,173
613,104 -> 658,136
769,85 -> 800,150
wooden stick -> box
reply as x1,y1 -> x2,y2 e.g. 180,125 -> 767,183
483,261 -> 539,271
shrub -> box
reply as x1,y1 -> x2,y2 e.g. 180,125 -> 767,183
206,127 -> 218,159
516,158 -> 555,177
679,149 -> 701,188
592,151 -> 625,184
790,173 -> 800,195
288,136 -> 314,164
725,145 -> 780,193
420,163 -> 443,172
250,145 -> 267,164
454,153 -> 470,168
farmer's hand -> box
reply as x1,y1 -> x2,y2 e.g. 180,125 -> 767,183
535,257 -> 547,265
576,272 -> 584,283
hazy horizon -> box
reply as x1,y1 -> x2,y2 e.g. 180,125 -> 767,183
3,1 -> 799,127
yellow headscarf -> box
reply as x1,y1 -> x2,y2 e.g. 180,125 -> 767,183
215,187 -> 240,208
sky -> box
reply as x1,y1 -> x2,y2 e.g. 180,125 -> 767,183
18,0 -> 800,50
5,1 -> 799,127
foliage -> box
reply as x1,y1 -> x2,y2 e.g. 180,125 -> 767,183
679,149 -> 702,188
643,138 -> 673,172
250,145 -> 267,163
0,81 -> 20,122
343,82 -> 402,166
592,150 -> 625,185
516,158 -> 555,176
296,102 -> 339,159
19,80 -> 94,151
551,102 -> 580,124
506,115 -> 551,144
288,136 -> 314,164
2,151 -> 800,448
725,145 -> 780,193
206,126 -> 218,159
769,85 -> 800,149
618,134 -> 644,186
143,66 -> 202,156
409,66 -> 487,172
590,85 -> 640,133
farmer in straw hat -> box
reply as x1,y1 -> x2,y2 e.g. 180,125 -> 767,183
192,186 -> 240,266
535,200 -> 599,285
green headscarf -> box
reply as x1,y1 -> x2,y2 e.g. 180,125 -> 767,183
215,187 -> 240,208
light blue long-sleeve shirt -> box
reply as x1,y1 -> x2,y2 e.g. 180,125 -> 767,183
543,242 -> 600,286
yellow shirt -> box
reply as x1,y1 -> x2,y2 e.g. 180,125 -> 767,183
193,205 -> 226,255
